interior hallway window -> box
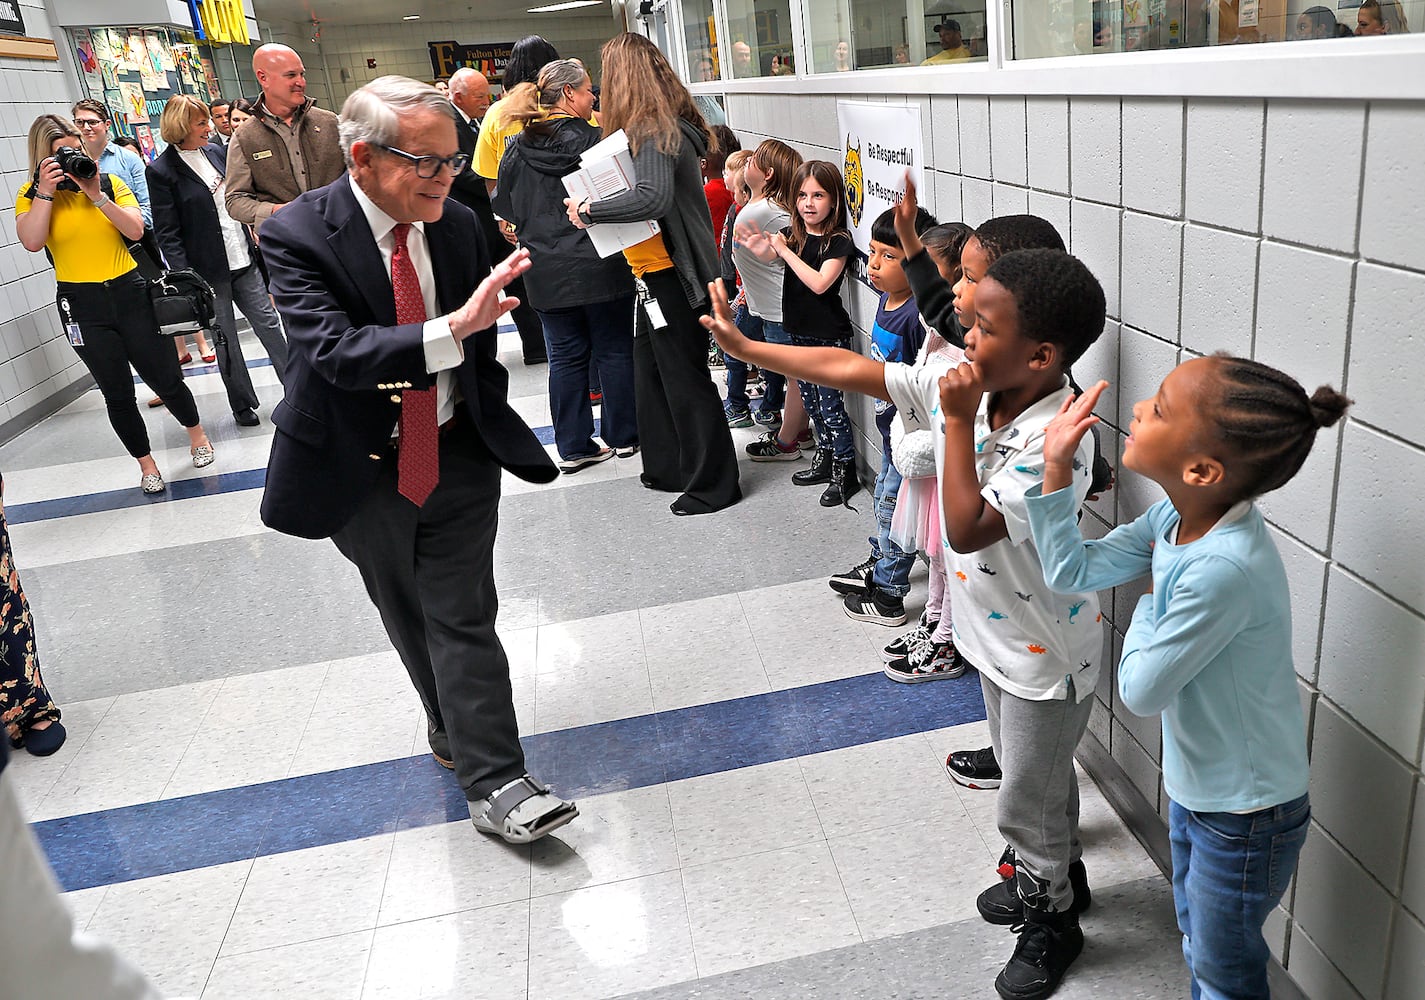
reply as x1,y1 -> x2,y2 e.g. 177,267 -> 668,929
683,0 -> 721,79
724,0 -> 797,76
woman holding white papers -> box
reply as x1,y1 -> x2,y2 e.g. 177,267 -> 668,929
566,33 -> 741,516
495,60 -> 639,473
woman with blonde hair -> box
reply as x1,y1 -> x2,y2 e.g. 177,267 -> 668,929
494,60 -> 638,472
147,94 -> 288,428
566,32 -> 740,515
1356,0 -> 1409,33
15,114 -> 213,493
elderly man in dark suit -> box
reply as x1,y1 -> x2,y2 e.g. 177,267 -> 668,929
447,66 -> 548,366
258,75 -> 576,844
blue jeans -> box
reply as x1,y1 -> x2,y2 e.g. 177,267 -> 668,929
724,305 -> 763,412
538,295 -> 637,458
1169,794 -> 1310,1000
869,450 -> 915,597
790,334 -> 853,461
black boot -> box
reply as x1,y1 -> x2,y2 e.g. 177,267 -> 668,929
791,447 -> 832,486
978,854 -> 1091,925
993,867 -> 1085,1000
820,458 -> 861,507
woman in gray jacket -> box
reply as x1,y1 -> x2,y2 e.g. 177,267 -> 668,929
566,33 -> 740,516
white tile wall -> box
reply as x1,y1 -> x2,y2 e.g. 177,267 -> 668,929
1180,224 -> 1258,356
1261,101 -> 1365,255
1119,213 -> 1182,342
1332,423 -> 1425,609
1346,263 -> 1425,443
1405,782 -> 1425,920
928,96 -> 961,176
990,182 -> 1028,218
1287,924 -> 1370,1000
1184,99 -> 1265,232
960,176 -> 992,228
1359,104 -> 1425,272
1386,909 -> 1425,1000
1069,97 -> 1120,206
1255,421 -> 1340,553
1318,567 -> 1425,764
1121,98 -> 1184,218
1068,200 -> 1121,318
988,96 -> 1027,187
1292,825 -> 1393,998
956,95 -> 991,180
1253,242 -> 1354,396
1270,527 -> 1329,684
1025,96 -> 1069,195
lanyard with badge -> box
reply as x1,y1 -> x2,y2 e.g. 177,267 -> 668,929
60,297 -> 82,346
635,277 -> 667,332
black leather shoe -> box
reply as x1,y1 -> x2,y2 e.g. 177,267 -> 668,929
234,408 -> 260,427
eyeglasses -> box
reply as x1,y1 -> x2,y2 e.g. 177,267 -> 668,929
75,119 -> 107,129
373,143 -> 470,178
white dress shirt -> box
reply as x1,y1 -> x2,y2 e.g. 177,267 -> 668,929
349,175 -> 464,425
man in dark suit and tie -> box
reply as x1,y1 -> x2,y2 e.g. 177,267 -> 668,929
446,67 -> 548,366
258,76 -> 577,844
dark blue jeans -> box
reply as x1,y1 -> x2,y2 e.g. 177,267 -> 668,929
1169,793 -> 1310,1000
538,295 -> 637,458
725,306 -> 786,413
869,450 -> 915,597
790,334 -> 853,461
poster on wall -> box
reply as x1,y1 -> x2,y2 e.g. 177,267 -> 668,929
201,56 -> 221,98
835,101 -> 926,276
118,81 -> 148,123
73,28 -> 103,94
133,124 -> 156,162
121,30 -> 146,72
427,40 -> 515,81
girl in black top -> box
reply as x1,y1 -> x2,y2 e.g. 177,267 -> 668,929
738,160 -> 858,506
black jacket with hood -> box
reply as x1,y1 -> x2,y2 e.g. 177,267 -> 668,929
493,116 -> 636,312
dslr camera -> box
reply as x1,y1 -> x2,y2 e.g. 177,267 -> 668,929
37,145 -> 98,192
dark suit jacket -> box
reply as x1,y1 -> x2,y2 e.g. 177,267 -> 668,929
448,108 -> 507,266
257,175 -> 557,540
147,143 -> 253,285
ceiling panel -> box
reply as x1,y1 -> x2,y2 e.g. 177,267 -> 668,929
249,0 -> 615,29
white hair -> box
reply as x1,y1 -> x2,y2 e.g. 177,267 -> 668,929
448,67 -> 486,97
339,75 -> 453,168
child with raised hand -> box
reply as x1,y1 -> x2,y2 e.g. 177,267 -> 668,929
736,160 -> 859,505
881,222 -> 974,681
719,150 -> 761,415
701,247 -> 1109,1000
730,139 -> 805,437
1025,358 -> 1349,1000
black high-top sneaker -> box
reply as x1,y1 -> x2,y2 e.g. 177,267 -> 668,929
977,859 -> 1092,925
791,446 -> 833,485
994,867 -> 1085,1000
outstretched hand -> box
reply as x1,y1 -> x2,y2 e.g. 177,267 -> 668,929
699,279 -> 750,357
893,171 -> 925,260
450,247 -> 533,340
734,223 -> 778,262
937,362 -> 985,424
1043,381 -> 1108,468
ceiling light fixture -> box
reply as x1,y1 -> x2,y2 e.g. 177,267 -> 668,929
527,0 -> 603,12
403,13 -> 421,19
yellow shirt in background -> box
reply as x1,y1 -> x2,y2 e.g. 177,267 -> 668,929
474,102 -> 526,180
15,175 -> 140,283
622,233 -> 674,278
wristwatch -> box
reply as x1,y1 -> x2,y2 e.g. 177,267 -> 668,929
32,192 -> 54,202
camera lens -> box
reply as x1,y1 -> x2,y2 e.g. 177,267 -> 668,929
56,146 -> 98,180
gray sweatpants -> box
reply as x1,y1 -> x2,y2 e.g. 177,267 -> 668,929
982,673 -> 1095,912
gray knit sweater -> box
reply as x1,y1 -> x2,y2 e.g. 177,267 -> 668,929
584,119 -> 718,308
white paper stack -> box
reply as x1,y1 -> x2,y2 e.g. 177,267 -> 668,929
562,130 -> 660,258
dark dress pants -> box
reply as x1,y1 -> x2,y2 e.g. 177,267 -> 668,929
331,416 -> 525,802
634,268 -> 741,514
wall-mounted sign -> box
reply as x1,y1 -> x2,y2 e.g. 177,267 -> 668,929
0,0 -> 27,37
428,40 -> 514,81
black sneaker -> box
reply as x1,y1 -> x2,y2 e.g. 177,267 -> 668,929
745,432 -> 802,461
882,610 -> 938,662
829,556 -> 876,596
995,910 -> 1085,1000
947,745 -> 1002,789
842,584 -> 907,627
978,861 -> 1092,925
884,637 -> 964,683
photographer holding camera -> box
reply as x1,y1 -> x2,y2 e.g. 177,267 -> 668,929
16,114 -> 214,495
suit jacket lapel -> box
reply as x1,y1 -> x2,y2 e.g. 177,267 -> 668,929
325,180 -> 398,326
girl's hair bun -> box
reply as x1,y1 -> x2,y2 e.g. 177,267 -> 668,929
1308,386 -> 1352,429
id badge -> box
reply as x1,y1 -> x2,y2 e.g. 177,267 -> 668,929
59,297 -> 82,346
643,297 -> 668,330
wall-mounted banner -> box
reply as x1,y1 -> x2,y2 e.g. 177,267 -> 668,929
428,40 -> 514,82
836,100 -> 925,279
0,0 -> 25,37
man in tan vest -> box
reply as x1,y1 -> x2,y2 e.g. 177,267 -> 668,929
225,44 -> 345,232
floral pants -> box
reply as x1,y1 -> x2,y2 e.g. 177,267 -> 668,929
0,477 -> 58,747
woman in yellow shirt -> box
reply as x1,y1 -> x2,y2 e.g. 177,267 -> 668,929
15,115 -> 213,494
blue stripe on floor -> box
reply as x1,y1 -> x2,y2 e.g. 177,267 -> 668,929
5,422 -> 585,524
131,357 -> 272,384
36,670 -> 985,892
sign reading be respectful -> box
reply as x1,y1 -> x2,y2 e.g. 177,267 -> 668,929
836,100 -> 926,282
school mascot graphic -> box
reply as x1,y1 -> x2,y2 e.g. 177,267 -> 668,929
843,136 -> 865,227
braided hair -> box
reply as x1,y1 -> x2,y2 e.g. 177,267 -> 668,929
1207,354 -> 1351,500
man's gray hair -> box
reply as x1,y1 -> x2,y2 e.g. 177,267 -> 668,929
447,67 -> 485,97
339,75 -> 453,168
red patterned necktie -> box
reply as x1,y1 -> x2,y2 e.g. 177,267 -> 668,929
391,223 -> 439,507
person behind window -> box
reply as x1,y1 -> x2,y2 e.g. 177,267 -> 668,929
1295,6 -> 1341,38
833,40 -> 853,71
922,19 -> 974,63
1357,0 -> 1409,34
731,40 -> 756,77
893,44 -> 911,63
15,115 -> 214,495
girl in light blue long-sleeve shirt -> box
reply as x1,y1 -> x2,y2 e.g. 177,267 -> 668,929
1022,353 -> 1350,1000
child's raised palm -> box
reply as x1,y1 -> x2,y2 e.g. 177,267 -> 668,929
734,224 -> 776,261
1044,381 -> 1109,469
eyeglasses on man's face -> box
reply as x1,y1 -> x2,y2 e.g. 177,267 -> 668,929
75,118 -> 107,130
374,143 -> 470,178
